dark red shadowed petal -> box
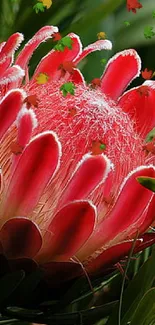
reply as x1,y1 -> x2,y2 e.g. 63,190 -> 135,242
0,169 -> 3,195
134,233 -> 155,253
15,26 -> 58,71
86,239 -> 142,276
9,258 -> 38,274
2,131 -> 61,218
33,33 -> 82,81
101,49 -> 141,100
0,33 -> 24,77
0,217 -> 42,259
74,39 -> 112,65
118,81 -> 155,138
0,89 -> 26,141
46,200 -> 96,261
59,154 -> 111,208
41,261 -> 82,287
77,166 -> 155,261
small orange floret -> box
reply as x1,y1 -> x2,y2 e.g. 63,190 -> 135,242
40,0 -> 52,9
24,94 -> 38,108
91,140 -> 106,155
97,32 -> 107,40
59,61 -> 76,74
91,78 -> 101,88
36,72 -> 49,84
143,139 -> 155,155
126,0 -> 142,13
137,85 -> 150,96
53,32 -> 62,42
68,108 -> 77,117
10,141 -> 24,155
141,68 -> 153,80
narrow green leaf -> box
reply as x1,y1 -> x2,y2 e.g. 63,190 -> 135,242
137,176 -> 155,192
5,302 -> 117,325
145,127 -> 155,142
107,250 -> 155,325
130,288 -> 155,325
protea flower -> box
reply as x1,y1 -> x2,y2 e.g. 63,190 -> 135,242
0,25 -> 155,288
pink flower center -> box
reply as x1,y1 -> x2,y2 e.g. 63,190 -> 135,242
24,79 -> 145,223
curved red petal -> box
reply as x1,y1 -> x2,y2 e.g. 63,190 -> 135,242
86,239 -> 142,276
0,217 -> 42,259
59,154 -> 112,208
33,33 -> 82,81
16,107 -> 38,147
69,68 -> 86,86
10,107 -> 38,177
118,81 -> 155,138
74,39 -> 112,65
0,89 -> 26,141
3,131 -> 61,218
0,33 -> 23,77
46,200 -> 96,261
77,165 -> 155,261
101,49 -> 141,100
0,65 -> 25,88
134,233 -> 155,253
15,26 -> 58,70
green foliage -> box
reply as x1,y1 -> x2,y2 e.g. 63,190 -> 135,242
123,20 -> 131,27
137,176 -> 155,192
145,127 -> 155,142
33,2 -> 45,14
107,249 -> 155,325
100,58 -> 107,66
60,82 -> 76,96
54,36 -> 73,52
130,288 -> 155,325
144,26 -> 155,39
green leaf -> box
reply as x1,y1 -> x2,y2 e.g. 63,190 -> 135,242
100,58 -> 107,66
0,271 -> 25,305
107,250 -> 155,325
61,36 -> 73,49
123,21 -> 130,27
60,82 -> 76,97
145,127 -> 155,142
144,26 -> 155,39
137,176 -> 155,192
54,36 -> 73,52
130,288 -> 155,325
33,3 -> 45,14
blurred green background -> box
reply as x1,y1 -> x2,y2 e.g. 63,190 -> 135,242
0,0 -> 155,86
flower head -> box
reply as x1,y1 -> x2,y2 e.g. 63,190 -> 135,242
0,26 -> 155,285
